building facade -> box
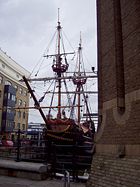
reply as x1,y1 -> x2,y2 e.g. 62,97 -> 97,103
0,49 -> 30,139
87,0 -> 140,186
27,122 -> 44,140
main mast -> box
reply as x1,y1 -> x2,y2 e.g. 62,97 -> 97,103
51,9 -> 69,119
57,10 -> 62,119
77,36 -> 82,124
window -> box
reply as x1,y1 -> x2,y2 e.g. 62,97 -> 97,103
5,80 -> 12,85
17,123 -> 20,129
18,99 -> 22,106
23,112 -> 26,119
23,90 -> 27,96
7,93 -> 15,101
23,101 -> 26,107
0,90 -> 1,98
14,85 -> 18,91
7,108 -> 11,113
19,88 -> 23,94
22,124 -> 25,130
6,121 -> 13,128
0,76 -> 3,84
8,93 -> 11,100
12,95 -> 16,101
17,111 -> 21,118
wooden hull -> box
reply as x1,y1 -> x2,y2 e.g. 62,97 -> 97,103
44,118 -> 85,144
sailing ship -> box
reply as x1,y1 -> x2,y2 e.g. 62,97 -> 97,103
22,13 -> 97,148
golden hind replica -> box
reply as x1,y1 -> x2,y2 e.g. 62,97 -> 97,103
22,12 -> 97,148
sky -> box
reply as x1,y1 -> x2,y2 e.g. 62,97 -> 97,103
0,0 -> 97,123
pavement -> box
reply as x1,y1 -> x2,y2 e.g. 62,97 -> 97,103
0,175 -> 86,187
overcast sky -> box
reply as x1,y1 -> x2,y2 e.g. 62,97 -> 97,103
0,0 -> 97,123
0,0 -> 97,71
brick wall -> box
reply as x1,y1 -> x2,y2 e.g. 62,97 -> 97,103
88,155 -> 140,187
87,0 -> 140,186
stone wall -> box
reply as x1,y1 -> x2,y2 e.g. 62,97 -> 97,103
87,0 -> 140,186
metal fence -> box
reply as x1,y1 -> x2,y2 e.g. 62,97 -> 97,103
0,131 -> 93,180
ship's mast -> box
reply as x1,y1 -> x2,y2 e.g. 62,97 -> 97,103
73,34 -> 87,125
57,9 -> 61,119
50,9 -> 70,119
77,35 -> 82,124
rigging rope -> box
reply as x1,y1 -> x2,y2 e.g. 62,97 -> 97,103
48,80 -> 56,116
34,58 -> 45,77
30,31 -> 57,77
62,31 -> 75,52
63,78 -> 71,106
81,85 -> 92,123
70,87 -> 78,120
61,33 -> 69,66
39,80 -> 54,103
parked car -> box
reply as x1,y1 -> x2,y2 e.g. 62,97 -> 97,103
1,140 -> 14,147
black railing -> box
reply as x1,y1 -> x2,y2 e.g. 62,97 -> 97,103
0,131 -> 93,180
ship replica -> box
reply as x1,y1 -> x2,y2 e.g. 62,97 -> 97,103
22,14 -> 97,149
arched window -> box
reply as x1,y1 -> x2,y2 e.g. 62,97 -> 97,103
23,90 -> 27,96
19,88 -> 23,94
18,99 -> 22,106
14,85 -> 18,91
23,101 -> 26,107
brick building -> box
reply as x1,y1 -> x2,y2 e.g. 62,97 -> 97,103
87,0 -> 140,186
0,49 -> 30,139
